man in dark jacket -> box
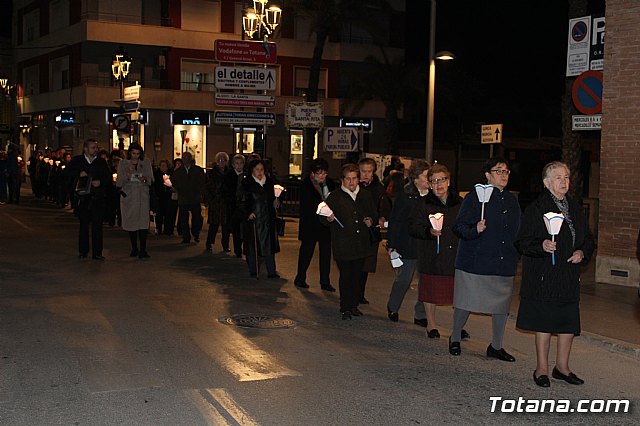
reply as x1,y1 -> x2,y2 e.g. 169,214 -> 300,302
65,139 -> 111,260
222,154 -> 246,257
172,152 -> 206,244
358,157 -> 385,304
294,158 -> 336,291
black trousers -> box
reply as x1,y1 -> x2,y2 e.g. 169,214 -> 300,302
8,173 -> 21,204
77,198 -> 105,256
231,221 -> 243,256
179,203 -> 203,242
295,237 -> 331,286
206,223 -> 231,250
335,258 -> 366,312
164,200 -> 179,235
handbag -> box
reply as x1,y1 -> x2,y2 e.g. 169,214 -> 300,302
275,216 -> 286,237
75,174 -> 92,196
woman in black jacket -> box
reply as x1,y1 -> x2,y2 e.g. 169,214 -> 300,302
240,159 -> 281,278
515,161 -> 594,387
409,164 -> 465,339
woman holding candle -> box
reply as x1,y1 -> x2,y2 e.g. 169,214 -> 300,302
116,143 -> 154,259
408,164 -> 463,338
515,161 -> 594,387
450,157 -> 521,360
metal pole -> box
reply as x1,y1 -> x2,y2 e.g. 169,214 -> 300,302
425,0 -> 436,164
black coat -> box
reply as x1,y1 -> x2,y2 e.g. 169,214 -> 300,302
322,187 -> 377,261
409,190 -> 462,275
453,188 -> 521,277
222,169 -> 246,224
172,164 -> 206,205
205,167 -> 228,225
359,175 -> 385,214
65,154 -> 111,200
387,182 -> 422,260
515,189 -> 595,303
298,175 -> 336,241
239,176 -> 280,256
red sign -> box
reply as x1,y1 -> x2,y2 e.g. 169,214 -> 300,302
214,40 -> 277,64
572,70 -> 603,115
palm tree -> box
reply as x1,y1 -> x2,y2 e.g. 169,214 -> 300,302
286,0 -> 387,175
343,48 -> 424,154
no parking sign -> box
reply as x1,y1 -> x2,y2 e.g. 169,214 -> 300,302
572,70 -> 603,115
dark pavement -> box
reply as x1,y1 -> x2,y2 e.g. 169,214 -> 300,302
1,191 -> 639,425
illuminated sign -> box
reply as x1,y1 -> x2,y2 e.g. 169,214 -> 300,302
172,111 -> 210,126
55,110 -> 75,124
340,118 -> 373,133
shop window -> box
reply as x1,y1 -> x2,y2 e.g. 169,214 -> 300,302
235,129 -> 256,154
289,131 -> 317,176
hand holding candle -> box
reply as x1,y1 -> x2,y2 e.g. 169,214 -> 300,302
543,212 -> 564,265
475,184 -> 494,220
274,184 -> 286,198
317,201 -> 344,228
429,213 -> 444,254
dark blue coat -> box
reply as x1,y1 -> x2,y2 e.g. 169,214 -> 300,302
387,182 -> 422,260
453,188 -> 521,277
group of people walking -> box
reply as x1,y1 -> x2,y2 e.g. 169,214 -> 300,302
57,141 -> 594,387
0,144 -> 23,205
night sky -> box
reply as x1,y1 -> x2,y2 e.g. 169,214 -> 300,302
405,0 -> 606,143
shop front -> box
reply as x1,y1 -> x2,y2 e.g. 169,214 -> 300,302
108,109 -> 147,151
172,111 -> 209,167
288,130 -> 317,177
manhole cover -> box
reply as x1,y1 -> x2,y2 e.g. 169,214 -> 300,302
220,314 -> 297,329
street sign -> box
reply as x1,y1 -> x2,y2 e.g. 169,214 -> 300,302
123,100 -> 141,111
481,124 -> 503,144
572,114 -> 601,130
214,39 -> 277,64
340,118 -> 373,133
572,70 -> 603,115
565,15 -> 606,76
215,93 -> 275,107
123,84 -> 140,101
285,102 -> 324,129
215,66 -> 277,90
214,111 -> 276,126
323,127 -> 359,152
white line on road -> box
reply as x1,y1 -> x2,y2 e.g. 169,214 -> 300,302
185,388 -> 259,426
2,213 -> 33,231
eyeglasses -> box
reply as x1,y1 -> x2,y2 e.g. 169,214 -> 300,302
429,177 -> 448,184
490,169 -> 510,175
217,159 -> 227,163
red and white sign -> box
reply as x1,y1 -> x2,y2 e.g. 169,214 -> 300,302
214,39 -> 277,64
215,93 -> 275,107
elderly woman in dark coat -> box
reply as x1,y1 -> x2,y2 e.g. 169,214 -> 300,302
450,157 -> 521,361
409,164 -> 465,339
240,159 -> 281,278
515,161 -> 594,387
323,163 -> 378,320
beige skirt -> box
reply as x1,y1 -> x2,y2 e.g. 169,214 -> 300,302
453,269 -> 514,314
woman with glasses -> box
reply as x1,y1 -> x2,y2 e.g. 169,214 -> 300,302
515,162 -> 594,387
409,164 -> 465,339
205,152 -> 230,252
449,157 -> 521,361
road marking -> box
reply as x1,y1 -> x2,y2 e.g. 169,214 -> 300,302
184,389 -> 234,426
190,327 -> 301,382
185,388 -> 260,425
207,388 -> 259,425
2,213 -> 32,231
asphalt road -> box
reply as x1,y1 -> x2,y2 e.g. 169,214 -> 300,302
1,196 -> 638,425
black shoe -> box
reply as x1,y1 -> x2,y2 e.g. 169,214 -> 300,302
341,311 -> 352,320
321,284 -> 336,292
533,371 -> 551,388
223,248 -> 231,253
267,273 -> 280,279
205,245 -> 212,251
78,253 -> 88,259
350,307 -> 363,316
414,318 -> 428,328
92,255 -> 105,261
552,367 -> 584,385
359,297 -> 370,305
461,329 -> 471,341
194,237 -> 200,243
427,329 -> 441,339
138,251 -> 150,259
486,345 -> 516,362
294,281 -> 310,289
387,308 -> 399,322
130,249 -> 139,257
449,337 -> 461,356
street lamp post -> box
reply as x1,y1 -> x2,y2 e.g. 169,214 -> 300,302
242,0 -> 281,159
112,47 -> 131,101
425,0 -> 455,164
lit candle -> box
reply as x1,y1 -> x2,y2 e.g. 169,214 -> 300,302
112,173 -> 118,182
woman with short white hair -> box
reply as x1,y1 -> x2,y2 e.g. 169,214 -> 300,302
515,161 -> 594,387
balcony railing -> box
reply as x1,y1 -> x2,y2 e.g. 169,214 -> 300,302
80,11 -> 172,26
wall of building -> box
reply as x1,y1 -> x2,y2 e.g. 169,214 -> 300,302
597,0 -> 640,287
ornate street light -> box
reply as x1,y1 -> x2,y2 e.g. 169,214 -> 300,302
112,46 -> 132,101
243,0 -> 282,40
0,75 -> 7,90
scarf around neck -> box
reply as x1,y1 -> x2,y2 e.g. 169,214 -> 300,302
341,184 -> 360,201
253,175 -> 267,186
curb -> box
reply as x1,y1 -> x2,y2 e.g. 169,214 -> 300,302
578,331 -> 640,358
